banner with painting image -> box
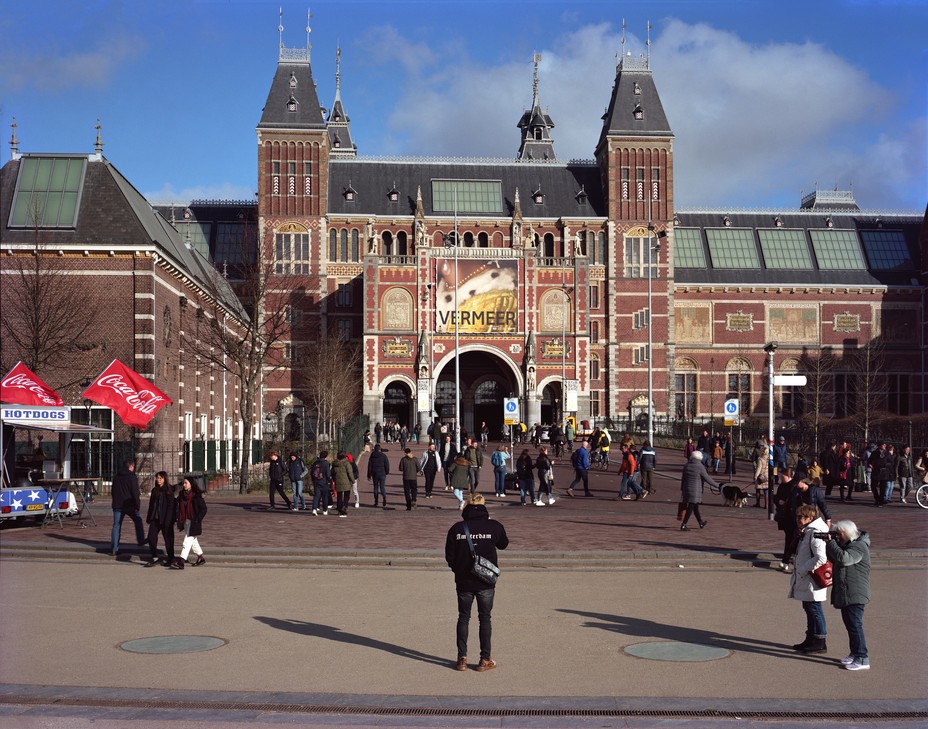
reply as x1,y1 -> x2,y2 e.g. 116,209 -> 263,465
435,259 -> 517,334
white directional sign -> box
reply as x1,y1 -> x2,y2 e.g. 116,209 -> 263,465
564,379 -> 578,412
417,379 -> 431,413
773,375 -> 808,387
503,397 -> 520,426
723,398 -> 739,427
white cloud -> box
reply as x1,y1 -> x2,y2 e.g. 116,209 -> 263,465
358,18 -> 923,209
144,182 -> 256,205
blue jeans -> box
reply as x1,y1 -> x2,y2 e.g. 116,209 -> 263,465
111,509 -> 144,553
518,476 -> 535,504
494,467 -> 506,496
291,480 -> 305,509
840,603 -> 867,662
620,472 -> 642,497
569,468 -> 589,493
311,483 -> 330,512
882,480 -> 895,503
456,588 -> 495,661
802,600 -> 827,638
371,473 -> 387,505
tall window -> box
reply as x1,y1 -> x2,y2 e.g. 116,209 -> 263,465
887,373 -> 910,415
288,161 -> 296,196
591,321 -> 599,343
728,373 -> 751,417
590,390 -> 601,417
833,373 -> 851,419
351,229 -> 360,261
336,319 -> 352,340
272,161 -> 281,196
590,285 -> 599,309
621,167 -> 629,200
624,236 -> 657,278
651,167 -> 660,200
340,229 -> 349,261
303,162 -> 312,196
336,282 -> 352,307
275,232 -> 309,274
329,229 -> 337,260
675,374 -> 697,419
636,167 -> 645,200
590,355 -> 600,381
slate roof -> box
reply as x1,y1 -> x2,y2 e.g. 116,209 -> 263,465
597,57 -> 673,151
673,210 -> 923,289
326,158 -> 605,218
0,155 -> 246,320
258,59 -> 326,131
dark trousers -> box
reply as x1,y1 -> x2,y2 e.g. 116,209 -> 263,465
372,473 -> 387,505
147,520 -> 175,560
682,502 -> 703,526
269,481 -> 291,509
456,588 -> 495,661
468,466 -> 480,491
569,468 -> 590,494
640,469 -> 654,493
403,479 -> 418,509
336,491 -> 350,513
841,604 -> 868,660
311,482 -> 330,511
424,468 -> 437,496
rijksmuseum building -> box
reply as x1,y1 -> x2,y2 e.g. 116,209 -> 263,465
3,28 -> 925,458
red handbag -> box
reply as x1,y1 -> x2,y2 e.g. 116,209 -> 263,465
812,561 -> 833,589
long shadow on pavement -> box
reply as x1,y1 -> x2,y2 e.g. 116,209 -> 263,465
254,616 -> 451,668
557,609 -> 833,663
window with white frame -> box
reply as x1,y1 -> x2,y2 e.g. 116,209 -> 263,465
624,236 -> 658,278
675,373 -> 697,419
184,412 -> 193,441
275,231 -> 310,274
590,390 -> 601,417
213,417 -> 221,440
590,354 -> 600,381
590,284 -> 599,309
199,414 -> 208,438
728,372 -> 751,417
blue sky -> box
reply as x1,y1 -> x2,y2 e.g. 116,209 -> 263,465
1,0 -> 925,211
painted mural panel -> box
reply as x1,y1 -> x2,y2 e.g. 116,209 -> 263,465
768,306 -> 818,344
435,259 -> 517,333
676,306 -> 711,343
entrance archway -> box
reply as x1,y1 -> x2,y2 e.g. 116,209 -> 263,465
433,348 -> 521,439
383,381 -> 413,427
541,381 -> 563,426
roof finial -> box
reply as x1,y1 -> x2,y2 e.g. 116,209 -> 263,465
94,117 -> 104,155
335,44 -> 341,100
646,20 -> 652,67
10,117 -> 19,157
532,51 -> 541,107
306,7 -> 312,61
278,6 -> 284,50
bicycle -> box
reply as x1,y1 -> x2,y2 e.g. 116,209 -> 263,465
591,449 -> 610,470
916,483 -> 928,509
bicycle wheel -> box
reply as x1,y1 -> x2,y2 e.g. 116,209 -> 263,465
916,484 -> 928,510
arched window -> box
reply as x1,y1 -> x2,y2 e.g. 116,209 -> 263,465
474,380 -> 502,405
351,229 -> 360,262
543,233 -> 555,258
674,357 -> 698,419
397,231 -> 408,255
779,357 -> 803,419
339,229 -> 348,262
329,229 -> 337,261
478,232 -> 489,248
726,357 -> 752,417
463,232 -> 475,248
590,354 -> 600,381
599,232 -> 607,264
382,231 -> 393,256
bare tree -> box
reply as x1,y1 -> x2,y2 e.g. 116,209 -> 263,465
798,347 -> 838,456
853,338 -> 887,444
0,204 -> 99,377
300,335 -> 362,449
183,225 -> 304,494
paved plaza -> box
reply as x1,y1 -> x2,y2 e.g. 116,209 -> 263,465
1,444 -> 926,727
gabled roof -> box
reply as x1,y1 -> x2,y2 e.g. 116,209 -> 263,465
326,158 -> 605,218
597,56 -> 673,150
257,58 -> 326,131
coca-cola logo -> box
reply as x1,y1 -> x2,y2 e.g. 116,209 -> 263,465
97,374 -> 167,415
1,374 -> 59,405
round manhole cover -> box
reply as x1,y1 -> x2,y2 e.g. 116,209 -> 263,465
623,641 -> 730,661
120,635 -> 227,654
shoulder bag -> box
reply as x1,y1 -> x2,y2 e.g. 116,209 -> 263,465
810,539 -> 833,589
463,522 -> 499,587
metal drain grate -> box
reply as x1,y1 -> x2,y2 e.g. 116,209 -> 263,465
0,695 -> 925,720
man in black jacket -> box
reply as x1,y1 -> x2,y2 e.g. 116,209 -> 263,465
267,452 -> 292,511
445,494 -> 509,672
366,444 -> 390,509
110,460 -> 145,556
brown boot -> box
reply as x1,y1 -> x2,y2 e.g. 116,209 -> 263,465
455,656 -> 467,671
475,657 -> 497,672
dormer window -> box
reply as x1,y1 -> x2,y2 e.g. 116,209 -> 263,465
774,216 -> 783,228
287,95 -> 298,112
343,182 -> 357,202
532,185 -> 544,205
575,186 -> 588,204
633,103 -> 643,120
289,72 -> 297,88
387,183 -> 399,202
825,216 -> 833,229
534,128 -> 542,140
334,113 -> 341,122
723,215 -> 732,227
333,132 -> 341,148
634,82 -> 641,95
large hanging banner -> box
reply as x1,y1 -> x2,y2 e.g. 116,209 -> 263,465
435,259 -> 518,334
82,359 -> 172,429
0,362 -> 63,406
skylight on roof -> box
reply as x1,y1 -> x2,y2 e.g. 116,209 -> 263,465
432,180 -> 502,214
674,228 -> 706,268
758,229 -> 813,270
9,156 -> 86,228
706,228 -> 759,269
809,230 -> 866,270
860,230 -> 912,270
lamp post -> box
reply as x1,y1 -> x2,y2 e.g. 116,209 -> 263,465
646,232 -> 660,447
764,341 -> 778,521
561,286 -> 572,429
443,190 -> 462,453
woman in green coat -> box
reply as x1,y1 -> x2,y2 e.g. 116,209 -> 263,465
332,452 -> 354,517
824,519 -> 871,671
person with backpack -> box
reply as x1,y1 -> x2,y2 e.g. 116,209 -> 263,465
638,441 -> 657,495
267,452 -> 292,511
618,444 -> 644,500
398,447 -> 422,510
310,451 -> 332,515
366,444 -> 390,509
419,442 -> 442,498
491,445 -> 511,497
464,438 -> 483,492
566,440 -> 592,497
287,451 -> 309,511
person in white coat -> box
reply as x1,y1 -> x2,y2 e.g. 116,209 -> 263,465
788,503 -> 829,654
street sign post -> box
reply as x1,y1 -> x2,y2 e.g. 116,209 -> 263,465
723,398 -> 739,427
773,374 -> 808,387
503,398 -> 519,426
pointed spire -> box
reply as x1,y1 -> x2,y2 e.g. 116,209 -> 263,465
517,53 -> 556,160
278,6 -> 284,50
335,45 -> 342,102
94,118 -> 104,155
306,7 -> 312,62
532,51 -> 541,107
10,117 -> 19,157
646,20 -> 652,67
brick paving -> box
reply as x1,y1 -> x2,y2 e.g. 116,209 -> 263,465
4,443 -> 925,556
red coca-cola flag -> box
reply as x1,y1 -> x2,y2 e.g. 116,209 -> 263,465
0,361 -> 64,406
82,359 -> 172,428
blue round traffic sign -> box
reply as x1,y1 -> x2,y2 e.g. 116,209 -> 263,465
505,400 -> 518,413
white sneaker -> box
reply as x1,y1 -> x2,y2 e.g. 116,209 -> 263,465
322,509 -> 328,516
312,509 -> 318,516
845,661 -> 870,671
292,508 -> 298,512
354,502 -> 360,508
534,500 -> 544,506
338,514 -> 347,518
548,497 -> 556,505
901,498 -> 907,504
840,655 -> 855,665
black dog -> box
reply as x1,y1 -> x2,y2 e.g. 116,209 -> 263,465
722,484 -> 748,508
